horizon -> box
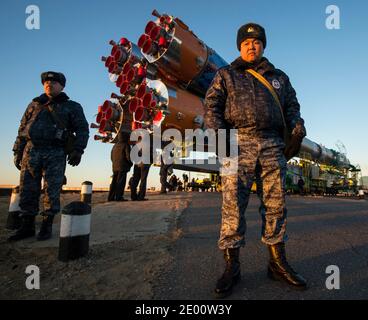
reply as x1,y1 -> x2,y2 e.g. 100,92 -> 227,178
1,0 -> 367,188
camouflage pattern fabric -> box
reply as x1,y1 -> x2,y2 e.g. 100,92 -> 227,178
218,133 -> 288,249
13,92 -> 89,217
204,56 -> 304,250
18,143 -> 66,216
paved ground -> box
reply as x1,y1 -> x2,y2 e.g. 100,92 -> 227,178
153,193 -> 368,300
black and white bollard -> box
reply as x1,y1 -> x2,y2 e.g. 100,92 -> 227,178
6,186 -> 22,230
58,201 -> 91,262
80,181 -> 93,204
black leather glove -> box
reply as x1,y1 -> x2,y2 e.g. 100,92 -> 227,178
284,123 -> 306,161
284,134 -> 303,161
292,122 -> 307,138
67,150 -> 82,166
14,154 -> 22,170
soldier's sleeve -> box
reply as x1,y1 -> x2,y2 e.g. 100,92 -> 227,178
283,75 -> 306,136
69,102 -> 90,153
12,103 -> 33,157
204,70 -> 228,131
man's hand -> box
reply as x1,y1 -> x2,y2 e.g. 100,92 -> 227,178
291,122 -> 306,139
284,123 -> 306,161
67,150 -> 82,166
14,154 -> 22,170
284,134 -> 303,160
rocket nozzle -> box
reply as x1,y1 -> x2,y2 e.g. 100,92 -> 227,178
145,21 -> 156,35
138,34 -> 150,48
108,62 -> 117,73
90,123 -> 100,129
113,48 -> 128,64
122,63 -> 131,75
129,97 -> 141,113
94,134 -> 106,141
142,92 -> 153,107
134,107 -> 146,121
142,39 -> 159,55
119,37 -> 130,47
116,74 -> 125,88
152,9 -> 161,18
136,83 -> 148,99
105,107 -> 121,121
120,81 -> 130,95
96,112 -> 103,124
111,93 -> 123,100
105,56 -> 114,68
126,68 -> 136,83
99,119 -> 113,132
102,100 -> 112,112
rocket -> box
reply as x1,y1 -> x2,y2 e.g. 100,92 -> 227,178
92,9 -> 350,170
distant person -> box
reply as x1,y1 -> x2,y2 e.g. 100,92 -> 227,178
183,173 -> 189,191
191,178 -> 196,192
298,177 -> 305,195
9,71 -> 89,242
130,132 -> 154,201
169,174 -> 178,191
159,138 -> 174,194
177,179 -> 183,191
108,131 -> 133,201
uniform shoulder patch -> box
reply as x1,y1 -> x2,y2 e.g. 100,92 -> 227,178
272,79 -> 281,89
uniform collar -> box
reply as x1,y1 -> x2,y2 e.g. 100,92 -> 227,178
230,57 -> 275,75
33,92 -> 69,104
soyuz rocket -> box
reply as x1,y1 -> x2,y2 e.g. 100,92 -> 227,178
92,9 -> 350,170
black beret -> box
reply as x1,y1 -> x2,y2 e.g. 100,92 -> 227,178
41,71 -> 66,87
237,23 -> 266,51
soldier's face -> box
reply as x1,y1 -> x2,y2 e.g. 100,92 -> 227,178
44,80 -> 64,97
240,38 -> 264,63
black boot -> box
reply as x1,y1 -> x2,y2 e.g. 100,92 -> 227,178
267,243 -> 307,290
7,215 -> 35,242
214,248 -> 241,298
37,215 -> 54,241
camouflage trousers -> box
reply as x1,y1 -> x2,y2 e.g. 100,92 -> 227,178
218,133 -> 288,250
19,143 -> 67,216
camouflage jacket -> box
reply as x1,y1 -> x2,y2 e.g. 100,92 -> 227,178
204,57 -> 305,137
13,93 -> 89,156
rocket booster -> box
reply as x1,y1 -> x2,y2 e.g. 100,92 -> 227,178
93,9 -> 350,168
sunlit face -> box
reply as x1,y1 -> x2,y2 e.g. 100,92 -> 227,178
43,80 -> 64,97
240,38 -> 264,63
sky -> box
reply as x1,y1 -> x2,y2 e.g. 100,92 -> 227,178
0,0 -> 367,189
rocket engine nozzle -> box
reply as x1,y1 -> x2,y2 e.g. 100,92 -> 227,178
129,97 -> 142,113
94,134 -> 108,141
90,123 -> 100,129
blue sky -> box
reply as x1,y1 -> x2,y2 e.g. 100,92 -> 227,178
0,0 -> 367,188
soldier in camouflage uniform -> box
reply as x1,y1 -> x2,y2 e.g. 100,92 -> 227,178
204,23 -> 307,298
9,71 -> 89,242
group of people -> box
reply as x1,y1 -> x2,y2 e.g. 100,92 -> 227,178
107,131 -> 153,202
9,21 -> 308,298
